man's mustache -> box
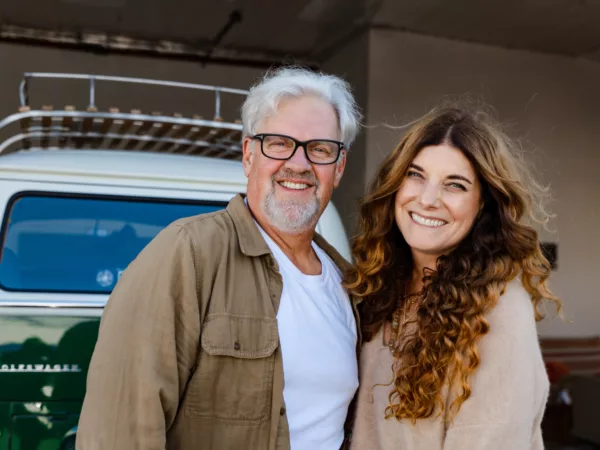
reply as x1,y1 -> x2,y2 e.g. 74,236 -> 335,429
271,169 -> 319,187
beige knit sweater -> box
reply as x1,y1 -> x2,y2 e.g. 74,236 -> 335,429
350,280 -> 549,450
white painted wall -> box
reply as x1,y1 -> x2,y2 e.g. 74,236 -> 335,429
366,29 -> 600,338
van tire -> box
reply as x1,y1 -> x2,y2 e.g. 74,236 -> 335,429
60,436 -> 76,450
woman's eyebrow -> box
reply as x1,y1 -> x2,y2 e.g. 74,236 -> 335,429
410,163 -> 473,184
447,174 -> 473,185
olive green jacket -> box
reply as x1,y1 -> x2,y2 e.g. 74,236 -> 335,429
77,194 -> 361,450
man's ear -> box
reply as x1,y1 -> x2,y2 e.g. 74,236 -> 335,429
333,150 -> 347,188
242,137 -> 254,177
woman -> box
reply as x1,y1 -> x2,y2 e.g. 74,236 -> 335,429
346,106 -> 561,449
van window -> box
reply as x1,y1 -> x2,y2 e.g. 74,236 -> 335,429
0,194 -> 226,293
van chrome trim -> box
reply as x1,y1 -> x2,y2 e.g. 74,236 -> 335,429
0,300 -> 106,308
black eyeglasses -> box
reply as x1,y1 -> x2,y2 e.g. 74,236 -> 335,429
251,133 -> 344,165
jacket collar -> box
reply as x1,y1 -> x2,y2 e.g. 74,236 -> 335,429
227,194 -> 272,257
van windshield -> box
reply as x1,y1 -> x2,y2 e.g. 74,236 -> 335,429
0,194 -> 226,293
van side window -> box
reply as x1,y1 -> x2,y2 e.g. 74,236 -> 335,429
0,193 -> 226,293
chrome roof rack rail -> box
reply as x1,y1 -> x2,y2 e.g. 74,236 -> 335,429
0,72 -> 249,159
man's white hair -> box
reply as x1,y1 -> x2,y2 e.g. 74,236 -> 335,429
241,66 -> 362,148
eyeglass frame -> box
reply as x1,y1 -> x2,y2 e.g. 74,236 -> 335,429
250,133 -> 345,165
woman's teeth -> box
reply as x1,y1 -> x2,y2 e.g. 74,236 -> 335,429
279,181 -> 310,190
411,212 -> 446,227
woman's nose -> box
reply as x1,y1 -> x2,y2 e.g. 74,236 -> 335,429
418,182 -> 442,208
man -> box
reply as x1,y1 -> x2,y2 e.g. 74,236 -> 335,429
77,67 -> 362,450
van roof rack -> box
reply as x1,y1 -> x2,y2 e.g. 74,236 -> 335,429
0,73 -> 248,160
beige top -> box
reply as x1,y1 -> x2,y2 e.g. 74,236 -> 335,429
350,280 -> 549,450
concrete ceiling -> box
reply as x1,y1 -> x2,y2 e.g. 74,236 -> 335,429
0,0 -> 599,64
373,0 -> 600,62
0,0 -> 380,64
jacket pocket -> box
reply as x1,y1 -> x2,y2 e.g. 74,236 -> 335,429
185,313 -> 278,423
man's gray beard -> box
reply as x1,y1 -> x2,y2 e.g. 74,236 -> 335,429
262,188 -> 320,235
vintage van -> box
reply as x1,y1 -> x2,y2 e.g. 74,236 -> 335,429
0,73 -> 350,449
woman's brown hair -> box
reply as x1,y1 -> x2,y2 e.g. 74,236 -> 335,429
346,105 -> 561,423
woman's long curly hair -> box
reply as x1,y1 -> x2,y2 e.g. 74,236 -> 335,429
345,105 -> 561,423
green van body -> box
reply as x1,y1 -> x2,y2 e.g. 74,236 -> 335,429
0,314 -> 98,450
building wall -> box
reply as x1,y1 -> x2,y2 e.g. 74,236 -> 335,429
366,29 -> 600,337
322,32 -> 370,237
2,35 -> 599,338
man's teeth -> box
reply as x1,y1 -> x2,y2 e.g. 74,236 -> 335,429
411,213 -> 445,227
279,181 -> 310,190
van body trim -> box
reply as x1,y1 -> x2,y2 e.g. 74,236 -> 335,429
0,300 -> 105,308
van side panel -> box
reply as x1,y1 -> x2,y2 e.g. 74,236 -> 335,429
0,313 -> 100,449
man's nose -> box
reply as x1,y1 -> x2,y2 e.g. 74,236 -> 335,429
285,145 -> 313,171
418,181 -> 442,208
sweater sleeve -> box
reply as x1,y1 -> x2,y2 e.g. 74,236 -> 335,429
77,224 -> 202,450
443,281 -> 550,450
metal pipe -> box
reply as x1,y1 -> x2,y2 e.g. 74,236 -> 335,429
203,9 -> 243,65
89,76 -> 96,109
215,89 -> 221,119
19,76 -> 29,107
22,72 -> 250,95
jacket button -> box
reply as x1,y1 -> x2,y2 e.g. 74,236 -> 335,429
234,341 -> 241,351
280,406 -> 286,416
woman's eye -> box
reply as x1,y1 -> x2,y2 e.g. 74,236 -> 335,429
407,171 -> 423,179
447,182 -> 467,191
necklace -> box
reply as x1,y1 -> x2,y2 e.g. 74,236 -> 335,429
388,292 -> 421,354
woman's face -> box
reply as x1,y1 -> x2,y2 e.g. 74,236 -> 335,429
395,144 -> 482,264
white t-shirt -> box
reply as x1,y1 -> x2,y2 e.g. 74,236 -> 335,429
257,225 -> 359,450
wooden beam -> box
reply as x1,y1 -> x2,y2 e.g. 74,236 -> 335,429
41,105 -> 53,148
58,105 -> 76,147
123,109 -> 144,150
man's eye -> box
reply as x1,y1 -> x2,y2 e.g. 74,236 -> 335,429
267,140 -> 289,148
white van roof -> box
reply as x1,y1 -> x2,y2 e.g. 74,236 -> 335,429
0,149 -> 248,190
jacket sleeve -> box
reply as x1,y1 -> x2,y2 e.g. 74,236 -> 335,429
442,284 -> 550,450
77,224 -> 201,450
